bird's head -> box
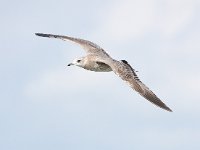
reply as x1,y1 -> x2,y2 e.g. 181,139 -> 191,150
67,57 -> 85,67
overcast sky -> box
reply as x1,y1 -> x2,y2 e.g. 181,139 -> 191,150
0,0 -> 200,150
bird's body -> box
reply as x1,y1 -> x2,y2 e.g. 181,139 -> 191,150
77,54 -> 113,72
35,33 -> 172,112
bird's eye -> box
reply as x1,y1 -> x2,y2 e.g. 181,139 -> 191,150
77,60 -> 81,63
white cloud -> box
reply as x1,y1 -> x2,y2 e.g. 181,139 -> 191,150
24,67 -> 117,100
156,0 -> 196,38
95,0 -> 197,41
97,0 -> 156,40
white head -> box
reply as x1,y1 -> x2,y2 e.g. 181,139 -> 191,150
67,57 -> 85,67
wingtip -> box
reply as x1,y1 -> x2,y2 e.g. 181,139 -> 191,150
35,33 -> 59,39
164,106 -> 173,112
35,33 -> 47,37
35,33 -> 40,36
167,109 -> 173,112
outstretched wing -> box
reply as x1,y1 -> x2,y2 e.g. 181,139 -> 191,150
35,33 -> 110,58
110,60 -> 172,112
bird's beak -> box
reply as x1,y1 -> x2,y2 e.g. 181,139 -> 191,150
67,63 -> 73,66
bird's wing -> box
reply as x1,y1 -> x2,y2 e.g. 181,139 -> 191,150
35,33 -> 110,58
109,60 -> 172,112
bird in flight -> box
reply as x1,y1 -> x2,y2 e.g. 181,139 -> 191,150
35,33 -> 172,112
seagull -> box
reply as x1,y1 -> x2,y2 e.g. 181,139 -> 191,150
35,33 -> 172,112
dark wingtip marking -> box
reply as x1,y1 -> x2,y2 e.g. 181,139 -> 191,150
121,59 -> 141,82
35,33 -> 50,37
121,60 -> 128,64
166,107 -> 173,112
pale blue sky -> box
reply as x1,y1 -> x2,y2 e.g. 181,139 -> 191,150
0,0 -> 200,150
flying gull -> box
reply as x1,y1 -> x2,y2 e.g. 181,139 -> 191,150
35,33 -> 172,112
